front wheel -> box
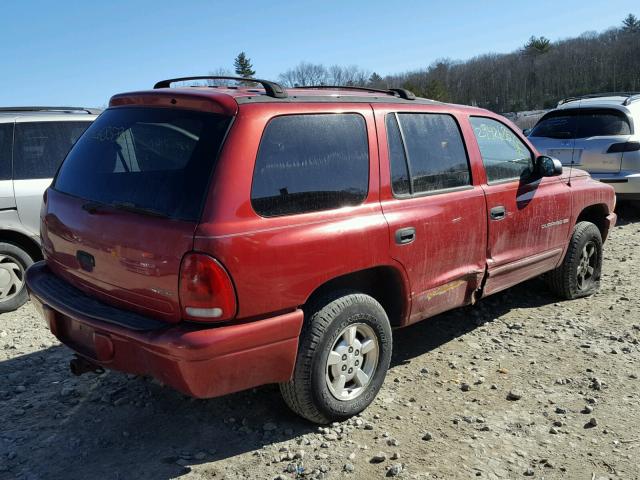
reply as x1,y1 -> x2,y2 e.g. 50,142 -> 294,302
280,292 -> 392,424
546,221 -> 603,300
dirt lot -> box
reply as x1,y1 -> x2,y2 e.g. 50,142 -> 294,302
1,206 -> 639,480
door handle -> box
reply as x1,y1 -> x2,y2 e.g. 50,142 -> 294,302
490,206 -> 506,220
395,227 -> 416,245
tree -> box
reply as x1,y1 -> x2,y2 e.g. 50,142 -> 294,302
368,72 -> 384,88
622,13 -> 640,33
234,52 -> 256,78
523,36 -> 552,55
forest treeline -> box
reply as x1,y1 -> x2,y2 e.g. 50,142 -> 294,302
218,14 -> 640,112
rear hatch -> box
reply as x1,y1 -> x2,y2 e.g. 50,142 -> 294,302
528,107 -> 632,173
42,106 -> 231,322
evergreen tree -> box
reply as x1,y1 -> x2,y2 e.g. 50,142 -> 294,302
368,72 -> 384,88
234,52 -> 256,78
622,13 -> 640,33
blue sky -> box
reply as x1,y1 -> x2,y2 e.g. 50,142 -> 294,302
1,0 -> 637,107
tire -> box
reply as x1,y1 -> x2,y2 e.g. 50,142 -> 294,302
546,221 -> 603,300
280,291 -> 392,424
0,242 -> 34,313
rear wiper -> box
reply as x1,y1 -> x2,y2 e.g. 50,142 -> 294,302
109,202 -> 168,218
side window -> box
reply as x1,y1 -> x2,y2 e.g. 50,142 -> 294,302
470,117 -> 534,183
251,114 -> 369,217
385,113 -> 470,196
385,115 -> 411,195
13,121 -> 91,180
0,123 -> 13,180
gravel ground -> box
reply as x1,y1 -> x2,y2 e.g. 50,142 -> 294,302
1,205 -> 639,480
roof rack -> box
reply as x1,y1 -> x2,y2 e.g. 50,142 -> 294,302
294,85 -> 416,100
0,106 -> 101,114
153,76 -> 287,99
557,92 -> 640,106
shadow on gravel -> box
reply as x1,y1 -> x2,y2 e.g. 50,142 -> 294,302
391,277 -> 554,367
615,201 -> 640,225
0,278 -> 561,480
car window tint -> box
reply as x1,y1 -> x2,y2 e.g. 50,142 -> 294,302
55,108 -> 230,221
385,114 -> 411,195
396,113 -> 470,193
529,108 -> 631,139
13,121 -> 91,179
0,123 -> 13,180
470,117 -> 533,183
251,114 -> 369,217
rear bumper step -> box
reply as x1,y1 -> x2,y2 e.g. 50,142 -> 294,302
26,261 -> 303,398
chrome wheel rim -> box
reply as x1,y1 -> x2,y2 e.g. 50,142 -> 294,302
0,254 -> 25,302
326,323 -> 379,401
576,240 -> 597,290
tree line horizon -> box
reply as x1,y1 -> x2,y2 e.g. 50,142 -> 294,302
219,14 -> 640,113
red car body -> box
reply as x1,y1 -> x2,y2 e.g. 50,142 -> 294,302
27,84 -> 617,399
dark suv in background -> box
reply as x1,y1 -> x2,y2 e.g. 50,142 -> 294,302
0,107 -> 97,312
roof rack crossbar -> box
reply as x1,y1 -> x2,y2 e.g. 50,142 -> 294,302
153,76 -> 288,99
294,85 -> 417,100
558,92 -> 640,106
0,106 -> 100,114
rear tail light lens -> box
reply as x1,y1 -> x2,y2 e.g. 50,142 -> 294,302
179,253 -> 237,322
606,141 -> 640,153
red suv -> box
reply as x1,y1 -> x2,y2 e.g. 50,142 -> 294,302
26,76 -> 617,423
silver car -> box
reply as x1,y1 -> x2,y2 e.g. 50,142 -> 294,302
1,107 -> 98,312
527,93 -> 640,203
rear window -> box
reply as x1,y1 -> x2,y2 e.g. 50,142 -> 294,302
54,107 -> 230,221
251,114 -> 369,217
14,121 -> 91,179
529,108 -> 631,139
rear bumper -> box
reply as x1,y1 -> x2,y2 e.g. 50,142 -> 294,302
26,261 -> 303,398
592,172 -> 640,200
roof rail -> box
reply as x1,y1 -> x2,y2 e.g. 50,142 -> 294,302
294,85 -> 417,100
557,92 -> 640,106
153,76 -> 288,99
0,106 -> 101,114
623,94 -> 640,106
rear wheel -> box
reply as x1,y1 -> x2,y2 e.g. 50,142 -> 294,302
546,221 -> 603,300
280,292 -> 392,424
0,242 -> 34,313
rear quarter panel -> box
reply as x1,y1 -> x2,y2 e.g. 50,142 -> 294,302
194,102 -> 401,320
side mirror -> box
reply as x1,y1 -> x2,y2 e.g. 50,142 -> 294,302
536,155 -> 563,177
523,128 -> 532,136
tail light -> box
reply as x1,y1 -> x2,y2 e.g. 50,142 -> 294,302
179,252 -> 237,322
606,141 -> 640,153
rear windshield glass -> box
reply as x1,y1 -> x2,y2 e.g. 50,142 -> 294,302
529,108 -> 631,139
54,107 -> 230,221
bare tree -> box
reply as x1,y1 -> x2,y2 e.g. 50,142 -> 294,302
278,62 -> 329,86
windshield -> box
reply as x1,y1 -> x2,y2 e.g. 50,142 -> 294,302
529,108 -> 631,139
54,107 -> 230,221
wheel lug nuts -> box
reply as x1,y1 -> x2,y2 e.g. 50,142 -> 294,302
348,347 -> 353,353
355,350 -> 359,356
355,360 -> 359,366
342,354 -> 347,361
341,365 -> 347,371
348,368 -> 353,374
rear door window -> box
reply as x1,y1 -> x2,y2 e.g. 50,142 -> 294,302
529,108 -> 631,139
251,114 -> 369,217
0,123 -> 13,180
385,113 -> 470,196
13,121 -> 91,179
54,108 -> 231,221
